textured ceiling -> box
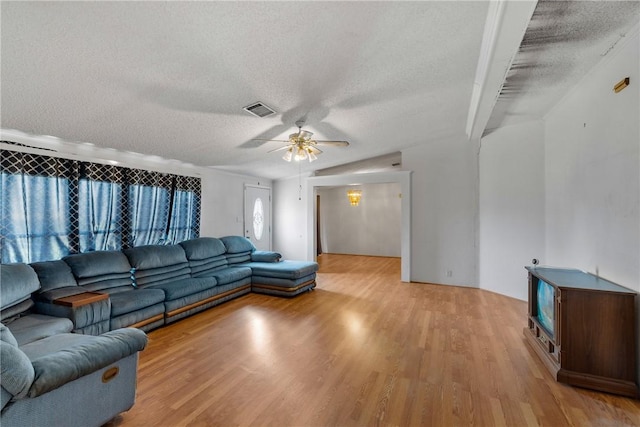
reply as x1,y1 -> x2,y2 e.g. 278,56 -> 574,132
1,2 -> 638,179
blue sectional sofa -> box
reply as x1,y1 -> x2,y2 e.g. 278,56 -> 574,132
1,236 -> 317,426
23,235 -> 318,334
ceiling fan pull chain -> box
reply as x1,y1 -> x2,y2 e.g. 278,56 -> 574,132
298,161 -> 302,201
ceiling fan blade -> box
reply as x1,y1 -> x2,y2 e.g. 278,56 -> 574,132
267,144 -> 293,154
251,138 -> 290,142
314,140 -> 350,147
239,123 -> 290,149
309,145 -> 323,154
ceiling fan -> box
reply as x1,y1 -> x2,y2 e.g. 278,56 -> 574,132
258,119 -> 349,162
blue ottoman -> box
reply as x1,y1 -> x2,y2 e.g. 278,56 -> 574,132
245,260 -> 318,297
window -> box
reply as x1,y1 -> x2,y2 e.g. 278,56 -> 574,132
1,148 -> 201,263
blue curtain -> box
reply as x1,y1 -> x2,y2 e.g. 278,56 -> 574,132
1,173 -> 72,263
78,179 -> 123,252
129,184 -> 171,246
1,148 -> 201,264
167,189 -> 200,244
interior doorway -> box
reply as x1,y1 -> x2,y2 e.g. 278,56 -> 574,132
316,183 -> 401,258
305,171 -> 412,282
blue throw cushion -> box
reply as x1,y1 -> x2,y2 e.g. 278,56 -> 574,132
179,237 -> 227,260
220,236 -> 256,254
0,264 -> 40,311
251,251 -> 282,263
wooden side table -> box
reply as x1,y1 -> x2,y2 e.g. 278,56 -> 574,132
53,291 -> 108,307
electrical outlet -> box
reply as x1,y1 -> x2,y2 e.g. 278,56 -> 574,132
446,270 -> 453,277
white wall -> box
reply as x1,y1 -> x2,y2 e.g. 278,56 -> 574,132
318,183 -> 401,257
544,26 -> 639,293
478,121 -> 545,301
543,24 -> 639,386
199,169 -> 271,238
402,137 -> 479,287
272,175 -> 310,260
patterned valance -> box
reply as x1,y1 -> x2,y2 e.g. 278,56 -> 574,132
1,147 -> 201,263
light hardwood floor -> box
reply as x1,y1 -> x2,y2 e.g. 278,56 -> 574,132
109,254 -> 640,426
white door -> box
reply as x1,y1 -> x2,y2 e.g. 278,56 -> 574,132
244,185 -> 271,251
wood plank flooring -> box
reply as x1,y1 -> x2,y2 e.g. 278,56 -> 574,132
107,254 -> 640,426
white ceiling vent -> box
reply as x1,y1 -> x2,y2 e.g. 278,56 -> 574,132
243,102 -> 276,118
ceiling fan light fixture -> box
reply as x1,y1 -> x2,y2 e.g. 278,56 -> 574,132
307,148 -> 318,162
282,147 -> 293,162
294,146 -> 308,162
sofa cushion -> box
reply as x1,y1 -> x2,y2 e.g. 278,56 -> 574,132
133,263 -> 191,287
110,304 -> 165,331
220,236 -> 256,254
108,289 -> 166,317
0,299 -> 34,323
148,277 -> 217,301
0,341 -> 34,399
124,245 -> 191,287
63,251 -> 133,291
226,253 -> 252,265
179,237 -> 227,260
7,314 -> 74,346
0,264 -> 40,311
0,323 -> 18,347
207,266 -> 252,285
124,245 -> 188,270
244,260 -> 319,279
250,251 -> 282,263
189,256 -> 228,277
30,260 -> 79,292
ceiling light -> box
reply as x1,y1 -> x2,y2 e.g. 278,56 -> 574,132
347,189 -> 362,206
282,147 -> 293,162
307,148 -> 318,162
614,77 -> 629,93
294,146 -> 308,162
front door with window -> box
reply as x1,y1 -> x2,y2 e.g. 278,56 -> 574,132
244,185 -> 271,251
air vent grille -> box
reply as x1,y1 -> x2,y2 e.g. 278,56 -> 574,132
243,102 -> 276,118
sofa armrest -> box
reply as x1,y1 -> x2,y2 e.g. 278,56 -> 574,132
250,251 -> 282,263
28,328 -> 147,398
0,341 -> 35,399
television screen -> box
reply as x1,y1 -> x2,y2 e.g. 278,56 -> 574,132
537,279 -> 555,336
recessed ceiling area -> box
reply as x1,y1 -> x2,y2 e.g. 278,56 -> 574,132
1,1 -> 638,179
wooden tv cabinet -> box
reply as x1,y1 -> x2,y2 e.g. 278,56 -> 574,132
524,266 -> 638,398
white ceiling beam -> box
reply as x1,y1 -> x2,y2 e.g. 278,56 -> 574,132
466,0 -> 538,140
